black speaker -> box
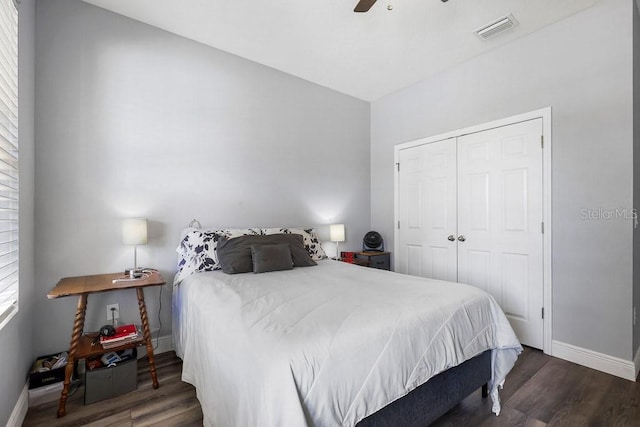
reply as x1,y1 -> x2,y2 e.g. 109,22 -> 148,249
363,231 -> 384,252
99,324 -> 116,337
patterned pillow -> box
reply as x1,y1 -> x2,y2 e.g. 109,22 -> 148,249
262,228 -> 327,260
175,228 -> 263,283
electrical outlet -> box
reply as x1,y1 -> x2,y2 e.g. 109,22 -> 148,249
106,303 -> 120,321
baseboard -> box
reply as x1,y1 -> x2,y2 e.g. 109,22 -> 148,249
552,340 -> 636,381
634,346 -> 640,381
154,334 -> 173,354
138,334 -> 173,358
6,382 -> 28,427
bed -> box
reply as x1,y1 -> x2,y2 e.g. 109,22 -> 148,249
172,227 -> 522,427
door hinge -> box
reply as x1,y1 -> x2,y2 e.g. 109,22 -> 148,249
542,307 -> 544,319
397,221 -> 400,229
541,222 -> 544,234
396,162 -> 400,172
541,135 -> 544,149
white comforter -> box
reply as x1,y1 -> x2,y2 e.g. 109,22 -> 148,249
173,260 -> 522,427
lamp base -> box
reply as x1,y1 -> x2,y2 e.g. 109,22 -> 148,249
124,268 -> 144,279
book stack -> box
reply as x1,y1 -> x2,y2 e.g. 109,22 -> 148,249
99,324 -> 142,350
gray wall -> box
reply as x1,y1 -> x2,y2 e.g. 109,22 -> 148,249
34,0 -> 370,356
0,0 -> 36,424
371,0 -> 634,360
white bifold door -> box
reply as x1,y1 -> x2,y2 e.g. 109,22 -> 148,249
397,118 -> 543,349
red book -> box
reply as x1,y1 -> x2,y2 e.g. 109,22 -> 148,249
99,324 -> 139,344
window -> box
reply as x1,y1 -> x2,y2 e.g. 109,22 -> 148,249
0,0 -> 18,331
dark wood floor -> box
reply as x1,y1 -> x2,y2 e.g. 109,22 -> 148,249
23,347 -> 640,426
432,347 -> 640,427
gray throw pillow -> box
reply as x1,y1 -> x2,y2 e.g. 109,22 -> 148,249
217,234 -> 316,274
251,243 -> 294,273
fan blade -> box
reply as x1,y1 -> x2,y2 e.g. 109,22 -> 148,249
354,0 -> 377,12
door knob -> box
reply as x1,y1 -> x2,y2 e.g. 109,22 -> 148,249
447,235 -> 455,241
457,235 -> 466,242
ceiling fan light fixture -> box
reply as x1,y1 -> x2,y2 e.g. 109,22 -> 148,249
475,14 -> 519,40
354,0 -> 378,13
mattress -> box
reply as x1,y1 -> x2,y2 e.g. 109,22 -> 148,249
172,259 -> 522,427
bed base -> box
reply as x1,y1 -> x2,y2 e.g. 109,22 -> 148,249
356,350 -> 492,427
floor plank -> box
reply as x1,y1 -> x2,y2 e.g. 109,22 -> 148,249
506,355 -> 591,423
431,346 -> 640,427
577,374 -> 640,427
83,410 -> 132,427
23,348 -> 640,426
130,388 -> 199,426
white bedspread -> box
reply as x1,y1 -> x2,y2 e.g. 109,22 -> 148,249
173,260 -> 522,427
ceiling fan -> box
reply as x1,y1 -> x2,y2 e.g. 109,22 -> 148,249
353,0 -> 377,12
354,0 -> 448,13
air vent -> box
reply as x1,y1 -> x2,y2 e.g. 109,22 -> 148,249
475,14 -> 518,40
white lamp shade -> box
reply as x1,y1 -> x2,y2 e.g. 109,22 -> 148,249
122,218 -> 148,245
330,224 -> 345,242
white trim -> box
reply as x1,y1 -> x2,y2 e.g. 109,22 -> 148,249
393,107 -> 553,355
154,334 -> 174,354
393,148 -> 399,271
552,340 -> 636,381
541,108 -> 553,355
394,108 -> 552,152
6,382 -> 28,427
0,304 -> 18,331
138,334 -> 173,358
634,346 -> 640,380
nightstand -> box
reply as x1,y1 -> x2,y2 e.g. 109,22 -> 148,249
355,251 -> 391,270
47,270 -> 166,418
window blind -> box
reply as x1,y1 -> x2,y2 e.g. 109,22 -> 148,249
0,0 -> 18,330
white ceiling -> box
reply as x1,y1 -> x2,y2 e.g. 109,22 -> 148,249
81,0 -> 599,101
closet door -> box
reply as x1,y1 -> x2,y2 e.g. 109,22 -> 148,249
457,118 -> 543,348
397,139 -> 457,281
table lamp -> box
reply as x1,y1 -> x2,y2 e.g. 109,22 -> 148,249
122,218 -> 148,278
330,224 -> 345,260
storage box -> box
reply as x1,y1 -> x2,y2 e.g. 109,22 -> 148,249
28,381 -> 63,407
29,352 -> 67,389
84,349 -> 138,405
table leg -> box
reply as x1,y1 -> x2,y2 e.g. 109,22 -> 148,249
136,287 -> 159,389
57,293 -> 88,418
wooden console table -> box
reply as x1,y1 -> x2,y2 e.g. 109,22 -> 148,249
47,270 -> 166,418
